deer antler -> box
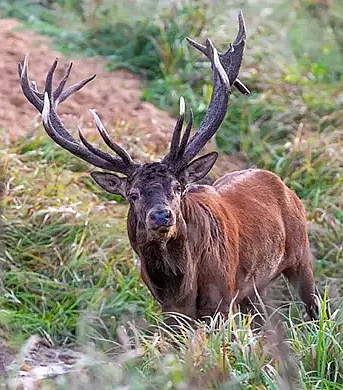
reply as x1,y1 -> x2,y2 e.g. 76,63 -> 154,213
162,11 -> 250,171
18,55 -> 136,175
19,11 -> 248,177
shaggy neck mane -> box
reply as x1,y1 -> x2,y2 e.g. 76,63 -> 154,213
128,186 -> 236,304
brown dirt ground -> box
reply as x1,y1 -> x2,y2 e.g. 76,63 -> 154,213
0,19 -> 177,154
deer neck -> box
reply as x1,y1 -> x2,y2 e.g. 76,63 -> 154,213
127,207 -> 195,302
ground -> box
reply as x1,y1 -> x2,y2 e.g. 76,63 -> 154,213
0,18 -> 175,149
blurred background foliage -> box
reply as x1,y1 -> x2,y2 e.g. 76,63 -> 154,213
0,0 -> 342,388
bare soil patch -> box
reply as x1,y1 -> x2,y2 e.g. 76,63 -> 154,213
0,18 -> 176,156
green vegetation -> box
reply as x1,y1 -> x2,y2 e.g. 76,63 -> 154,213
1,0 -> 343,388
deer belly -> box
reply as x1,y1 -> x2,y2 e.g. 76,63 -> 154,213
235,250 -> 286,301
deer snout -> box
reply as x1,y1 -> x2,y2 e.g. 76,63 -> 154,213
147,207 -> 175,231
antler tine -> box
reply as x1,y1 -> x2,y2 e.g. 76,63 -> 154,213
18,55 -> 96,111
44,57 -> 58,99
42,92 -> 133,175
178,11 -> 249,167
58,73 -> 96,105
43,59 -> 98,145
19,55 -> 135,176
177,108 -> 193,161
78,126 -> 134,172
18,56 -> 96,144
233,10 -> 246,45
41,59 -> 80,144
234,78 -> 250,95
185,38 -> 249,95
187,11 -> 249,92
18,54 -> 44,111
162,97 -> 185,165
53,62 -> 72,101
89,109 -> 135,166
186,38 -> 207,56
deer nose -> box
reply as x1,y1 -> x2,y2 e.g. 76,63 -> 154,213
148,208 -> 172,228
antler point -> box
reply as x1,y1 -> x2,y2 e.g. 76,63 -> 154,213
89,108 -> 97,117
42,92 -> 50,123
23,54 -> 29,73
180,96 -> 185,116
77,125 -> 86,142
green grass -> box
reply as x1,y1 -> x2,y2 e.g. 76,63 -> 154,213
1,113 -> 342,389
45,304 -> 343,389
0,0 -> 343,388
1,134 -> 157,344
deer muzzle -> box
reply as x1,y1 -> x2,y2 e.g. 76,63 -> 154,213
147,207 -> 176,232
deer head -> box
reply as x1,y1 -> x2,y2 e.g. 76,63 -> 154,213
18,12 -> 249,240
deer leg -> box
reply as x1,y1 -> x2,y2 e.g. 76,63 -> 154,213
283,251 -> 318,321
196,282 -> 231,321
161,292 -> 197,328
161,304 -> 196,321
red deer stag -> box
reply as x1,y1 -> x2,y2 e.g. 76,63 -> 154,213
18,12 -> 317,323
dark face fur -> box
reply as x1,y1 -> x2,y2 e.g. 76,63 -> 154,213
90,152 -> 218,239
126,164 -> 183,234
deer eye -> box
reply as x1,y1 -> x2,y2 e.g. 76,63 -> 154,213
129,192 -> 139,202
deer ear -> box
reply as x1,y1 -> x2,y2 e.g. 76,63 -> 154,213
178,152 -> 218,184
91,172 -> 127,197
